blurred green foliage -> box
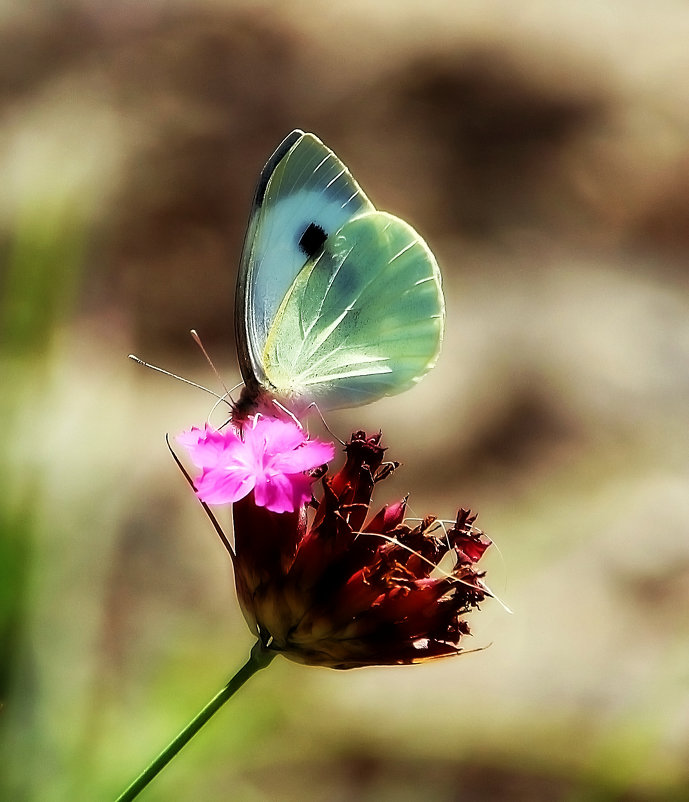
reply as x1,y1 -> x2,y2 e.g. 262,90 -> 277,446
0,156 -> 90,799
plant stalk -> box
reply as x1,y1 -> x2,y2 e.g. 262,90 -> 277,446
115,641 -> 275,801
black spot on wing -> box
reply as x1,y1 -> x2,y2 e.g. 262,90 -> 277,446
299,222 -> 328,258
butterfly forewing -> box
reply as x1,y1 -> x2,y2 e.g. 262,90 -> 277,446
236,131 -> 374,393
262,211 -> 445,409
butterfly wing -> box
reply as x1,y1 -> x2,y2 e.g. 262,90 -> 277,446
235,130 -> 374,396
261,211 -> 445,409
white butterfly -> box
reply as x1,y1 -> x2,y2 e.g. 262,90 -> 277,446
234,130 -> 445,415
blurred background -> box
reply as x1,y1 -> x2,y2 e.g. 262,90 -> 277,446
1,1 -> 688,799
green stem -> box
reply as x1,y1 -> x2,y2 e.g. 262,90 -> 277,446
115,641 -> 275,801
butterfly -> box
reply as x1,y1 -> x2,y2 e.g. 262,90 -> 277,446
234,129 -> 445,416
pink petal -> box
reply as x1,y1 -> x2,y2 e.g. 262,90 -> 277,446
253,471 -> 314,514
178,425 -> 242,469
251,417 -> 306,454
194,465 -> 255,505
272,439 -> 336,474
288,472 -> 319,508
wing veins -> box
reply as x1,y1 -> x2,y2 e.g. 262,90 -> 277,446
341,190 -> 359,209
326,168 -> 346,188
299,247 -> 346,344
298,245 -> 383,360
296,345 -> 390,382
298,364 -> 393,386
389,240 -> 416,263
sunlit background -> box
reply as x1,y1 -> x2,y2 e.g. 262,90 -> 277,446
1,1 -> 688,800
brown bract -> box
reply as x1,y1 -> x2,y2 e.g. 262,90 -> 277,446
232,431 -> 491,669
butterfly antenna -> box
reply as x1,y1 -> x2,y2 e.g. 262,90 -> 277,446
190,329 -> 234,402
165,434 -> 236,563
208,392 -> 232,424
128,354 -> 224,400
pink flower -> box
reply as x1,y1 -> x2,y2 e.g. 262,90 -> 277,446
178,416 -> 335,514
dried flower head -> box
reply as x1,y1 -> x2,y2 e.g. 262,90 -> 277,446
225,427 -> 491,669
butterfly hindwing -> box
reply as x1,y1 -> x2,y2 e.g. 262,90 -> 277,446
236,130 -> 374,393
262,211 -> 444,409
